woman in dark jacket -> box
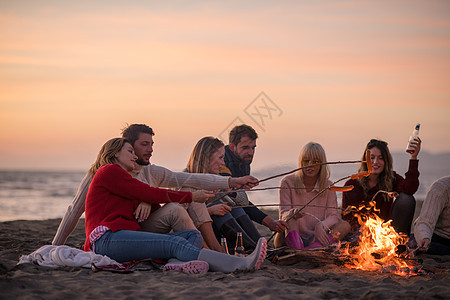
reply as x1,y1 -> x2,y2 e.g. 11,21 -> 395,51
342,138 -> 421,235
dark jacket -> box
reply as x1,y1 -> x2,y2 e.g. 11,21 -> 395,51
220,145 -> 268,224
342,159 -> 420,230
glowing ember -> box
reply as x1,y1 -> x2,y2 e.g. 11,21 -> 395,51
341,202 -> 422,276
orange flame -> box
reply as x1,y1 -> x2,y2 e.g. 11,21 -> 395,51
341,202 -> 421,276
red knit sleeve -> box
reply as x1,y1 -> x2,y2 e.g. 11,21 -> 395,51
393,159 -> 420,195
95,164 -> 192,204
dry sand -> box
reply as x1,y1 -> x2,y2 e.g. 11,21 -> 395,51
1,210 -> 449,300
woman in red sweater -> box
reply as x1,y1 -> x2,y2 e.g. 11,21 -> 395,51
84,138 -> 267,274
342,138 -> 421,236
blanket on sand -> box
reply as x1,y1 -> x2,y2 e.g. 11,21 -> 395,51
18,245 -> 121,268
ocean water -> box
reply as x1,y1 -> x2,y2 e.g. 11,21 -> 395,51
0,170 -> 86,221
0,153 -> 448,221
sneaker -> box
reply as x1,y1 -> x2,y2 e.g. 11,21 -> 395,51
162,259 -> 209,274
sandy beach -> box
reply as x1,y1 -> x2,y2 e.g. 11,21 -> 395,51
1,209 -> 450,300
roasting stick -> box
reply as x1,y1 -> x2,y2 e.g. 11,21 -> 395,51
371,190 -> 399,202
257,160 -> 364,184
230,203 -> 343,210
214,153 -> 372,203
216,186 -> 353,195
224,187 -> 356,209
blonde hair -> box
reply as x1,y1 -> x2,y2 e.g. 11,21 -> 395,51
186,137 -> 224,174
293,142 -> 330,193
88,138 -> 130,178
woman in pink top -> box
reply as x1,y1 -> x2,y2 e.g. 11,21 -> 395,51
276,142 -> 350,249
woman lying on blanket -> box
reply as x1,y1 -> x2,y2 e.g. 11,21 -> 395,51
275,142 -> 351,249
83,137 -> 267,274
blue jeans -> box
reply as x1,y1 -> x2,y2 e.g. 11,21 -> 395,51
208,201 -> 246,229
94,229 -> 203,263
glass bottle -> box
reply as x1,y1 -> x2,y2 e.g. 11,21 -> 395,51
221,237 -> 229,254
406,123 -> 420,154
234,232 -> 245,256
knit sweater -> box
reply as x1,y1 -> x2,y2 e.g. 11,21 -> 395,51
53,163 -> 230,245
83,164 -> 192,251
342,159 -> 419,229
414,176 -> 450,243
279,174 -> 339,238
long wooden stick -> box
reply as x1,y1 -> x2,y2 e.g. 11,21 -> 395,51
216,185 -> 348,194
214,158 -> 368,203
257,160 -> 364,184
231,203 -> 341,210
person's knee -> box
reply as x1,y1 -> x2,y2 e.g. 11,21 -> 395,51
230,207 -> 246,218
188,205 -> 212,229
159,203 -> 196,231
164,202 -> 183,213
396,193 -> 416,207
211,212 -> 233,228
392,193 -> 416,217
391,193 -> 416,235
165,203 -> 190,219
274,232 -> 286,248
332,220 -> 351,240
193,229 -> 203,242
186,229 -> 204,247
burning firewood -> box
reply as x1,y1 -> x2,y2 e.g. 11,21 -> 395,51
274,246 -> 351,266
340,201 -> 425,276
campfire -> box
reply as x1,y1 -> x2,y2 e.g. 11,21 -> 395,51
258,150 -> 426,276
276,201 -> 425,277
341,201 -> 423,276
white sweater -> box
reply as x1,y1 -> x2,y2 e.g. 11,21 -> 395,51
414,175 -> 450,243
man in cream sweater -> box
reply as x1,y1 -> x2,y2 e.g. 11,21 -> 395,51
414,175 -> 450,255
52,124 -> 258,246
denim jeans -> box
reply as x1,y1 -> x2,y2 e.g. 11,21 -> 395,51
208,200 -> 246,229
94,229 -> 203,263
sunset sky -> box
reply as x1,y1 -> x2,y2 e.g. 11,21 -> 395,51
1,0 -> 449,172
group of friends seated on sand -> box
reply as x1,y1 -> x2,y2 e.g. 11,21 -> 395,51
51,123 -> 450,274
